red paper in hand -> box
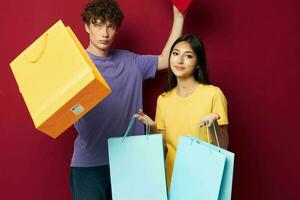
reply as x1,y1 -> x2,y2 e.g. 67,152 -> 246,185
171,0 -> 192,14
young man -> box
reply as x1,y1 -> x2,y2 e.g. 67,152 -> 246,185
70,0 -> 185,199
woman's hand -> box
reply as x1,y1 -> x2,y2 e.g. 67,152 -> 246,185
134,109 -> 156,127
199,113 -> 220,127
173,4 -> 188,18
200,113 -> 229,149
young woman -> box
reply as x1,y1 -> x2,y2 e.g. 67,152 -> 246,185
135,34 -> 229,189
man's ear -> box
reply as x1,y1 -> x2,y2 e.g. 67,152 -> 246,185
85,23 -> 90,33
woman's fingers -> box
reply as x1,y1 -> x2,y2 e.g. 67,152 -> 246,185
206,119 -> 213,127
135,109 -> 155,127
134,112 -> 152,126
199,121 -> 205,127
200,113 -> 220,127
133,114 -> 144,121
138,108 -> 144,115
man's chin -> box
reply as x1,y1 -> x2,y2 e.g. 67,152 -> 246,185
97,45 -> 111,52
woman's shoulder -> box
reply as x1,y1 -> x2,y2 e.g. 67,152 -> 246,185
200,84 -> 224,96
200,84 -> 223,94
157,89 -> 176,102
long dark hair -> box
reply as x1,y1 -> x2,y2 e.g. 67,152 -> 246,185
163,34 -> 210,94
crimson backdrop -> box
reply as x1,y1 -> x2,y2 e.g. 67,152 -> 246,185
1,0 -> 299,199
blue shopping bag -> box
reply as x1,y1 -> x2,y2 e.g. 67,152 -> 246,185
197,123 -> 235,200
169,122 -> 233,200
108,117 -> 168,200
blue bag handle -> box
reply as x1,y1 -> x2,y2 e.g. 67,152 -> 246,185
205,120 -> 221,148
193,120 -> 221,150
122,116 -> 150,142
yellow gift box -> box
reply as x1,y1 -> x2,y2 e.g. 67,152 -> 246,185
10,20 -> 111,138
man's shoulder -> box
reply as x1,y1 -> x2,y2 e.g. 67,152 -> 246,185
111,49 -> 135,56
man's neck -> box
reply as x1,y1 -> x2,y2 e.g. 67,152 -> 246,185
86,45 -> 109,58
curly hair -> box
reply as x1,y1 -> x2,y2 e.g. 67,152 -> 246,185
81,0 -> 124,28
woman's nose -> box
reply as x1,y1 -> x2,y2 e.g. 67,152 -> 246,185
177,55 -> 184,64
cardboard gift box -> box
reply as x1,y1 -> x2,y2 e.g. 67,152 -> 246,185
10,20 -> 111,138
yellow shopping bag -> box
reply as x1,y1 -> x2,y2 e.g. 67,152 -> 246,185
10,20 -> 111,138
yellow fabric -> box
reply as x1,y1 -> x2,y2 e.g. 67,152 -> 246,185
10,20 -> 111,138
155,84 -> 228,189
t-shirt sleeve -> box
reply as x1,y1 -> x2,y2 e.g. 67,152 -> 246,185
212,88 -> 229,125
132,53 -> 158,80
155,96 -> 165,131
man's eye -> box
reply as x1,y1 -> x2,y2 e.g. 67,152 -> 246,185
108,25 -> 116,29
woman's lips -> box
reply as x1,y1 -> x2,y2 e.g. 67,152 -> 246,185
174,65 -> 185,71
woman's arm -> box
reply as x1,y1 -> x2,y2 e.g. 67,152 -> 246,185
157,5 -> 185,71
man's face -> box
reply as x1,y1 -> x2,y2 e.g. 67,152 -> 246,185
85,19 -> 118,53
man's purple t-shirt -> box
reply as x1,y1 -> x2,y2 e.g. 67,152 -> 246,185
71,50 -> 158,167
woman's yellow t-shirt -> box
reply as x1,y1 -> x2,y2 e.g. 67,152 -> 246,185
155,84 -> 228,190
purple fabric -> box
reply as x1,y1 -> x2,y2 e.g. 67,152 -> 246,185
71,50 -> 158,167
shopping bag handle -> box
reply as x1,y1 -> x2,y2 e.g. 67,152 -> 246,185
204,121 -> 221,148
195,120 -> 221,149
122,116 -> 150,142
24,33 -> 48,63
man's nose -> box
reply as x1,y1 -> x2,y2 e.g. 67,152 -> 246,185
100,27 -> 109,37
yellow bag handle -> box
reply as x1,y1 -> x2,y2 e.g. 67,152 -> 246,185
24,33 -> 48,63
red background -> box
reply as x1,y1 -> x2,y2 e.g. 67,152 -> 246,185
1,0 -> 299,199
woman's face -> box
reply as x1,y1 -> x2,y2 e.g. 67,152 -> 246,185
170,41 -> 197,79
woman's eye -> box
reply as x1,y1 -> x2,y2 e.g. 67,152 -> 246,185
185,54 -> 193,59
172,52 -> 179,56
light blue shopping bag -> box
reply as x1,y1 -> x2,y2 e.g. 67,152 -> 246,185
198,123 -> 235,200
169,122 -> 234,200
108,117 -> 168,200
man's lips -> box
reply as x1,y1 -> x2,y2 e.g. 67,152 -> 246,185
99,40 -> 109,44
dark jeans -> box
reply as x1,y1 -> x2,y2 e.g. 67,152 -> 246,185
70,165 -> 112,200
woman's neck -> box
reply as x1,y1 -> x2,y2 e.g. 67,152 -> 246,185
176,78 -> 199,97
